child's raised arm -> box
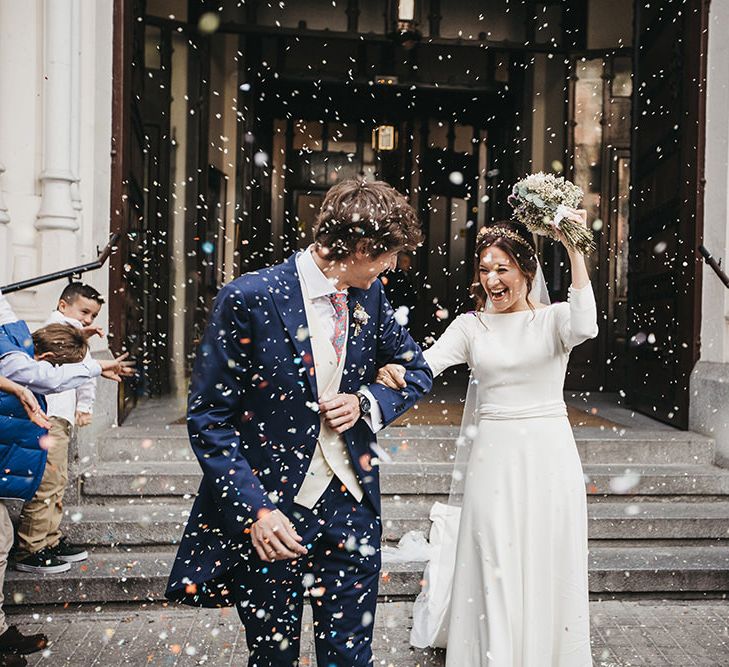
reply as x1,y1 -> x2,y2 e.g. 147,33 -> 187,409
0,353 -> 102,395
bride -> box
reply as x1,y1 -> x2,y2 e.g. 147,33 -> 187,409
378,213 -> 597,666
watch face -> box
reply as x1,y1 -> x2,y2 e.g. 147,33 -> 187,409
358,393 -> 371,414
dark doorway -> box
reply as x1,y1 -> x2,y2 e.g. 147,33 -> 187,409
626,0 -> 707,428
109,0 -> 148,420
563,54 -> 633,391
110,4 -> 175,414
257,75 -> 517,343
139,21 -> 173,396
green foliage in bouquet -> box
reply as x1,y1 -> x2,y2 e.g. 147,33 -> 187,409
507,172 -> 597,255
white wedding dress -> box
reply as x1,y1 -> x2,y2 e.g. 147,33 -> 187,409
411,283 -> 598,667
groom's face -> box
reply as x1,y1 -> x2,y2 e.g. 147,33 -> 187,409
346,247 -> 400,289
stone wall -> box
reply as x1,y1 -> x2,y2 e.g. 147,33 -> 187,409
690,0 -> 729,464
0,0 -> 114,334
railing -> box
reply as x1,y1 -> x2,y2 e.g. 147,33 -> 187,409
699,244 -> 729,289
1,233 -> 120,294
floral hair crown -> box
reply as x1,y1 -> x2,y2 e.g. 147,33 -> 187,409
477,226 -> 536,256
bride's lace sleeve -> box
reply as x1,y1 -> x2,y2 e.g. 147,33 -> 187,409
422,314 -> 472,378
557,283 -> 599,351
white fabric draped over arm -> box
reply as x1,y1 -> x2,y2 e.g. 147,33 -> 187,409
422,314 -> 472,378
0,289 -> 17,326
557,283 -> 599,351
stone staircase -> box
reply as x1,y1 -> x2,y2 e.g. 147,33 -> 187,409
7,412 -> 729,610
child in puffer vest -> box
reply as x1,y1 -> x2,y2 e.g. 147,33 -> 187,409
0,376 -> 49,667
0,289 -> 133,667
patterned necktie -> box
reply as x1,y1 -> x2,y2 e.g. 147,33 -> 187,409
328,292 -> 348,363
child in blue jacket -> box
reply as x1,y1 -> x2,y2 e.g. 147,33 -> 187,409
0,289 -> 132,666
0,376 -> 49,667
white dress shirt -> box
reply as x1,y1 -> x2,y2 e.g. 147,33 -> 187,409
0,289 -> 102,396
43,310 -> 98,425
296,248 -> 384,432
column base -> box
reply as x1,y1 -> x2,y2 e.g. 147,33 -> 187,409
690,361 -> 729,467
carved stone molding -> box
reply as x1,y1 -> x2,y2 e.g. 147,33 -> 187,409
35,0 -> 78,233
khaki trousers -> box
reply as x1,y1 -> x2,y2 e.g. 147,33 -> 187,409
0,502 -> 12,634
17,416 -> 71,555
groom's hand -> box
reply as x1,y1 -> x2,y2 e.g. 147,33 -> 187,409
319,394 -> 360,433
251,509 -> 308,562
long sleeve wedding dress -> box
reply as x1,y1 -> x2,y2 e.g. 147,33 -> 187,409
412,283 -> 598,666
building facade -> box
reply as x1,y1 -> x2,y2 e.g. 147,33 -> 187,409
0,1 -> 726,451
691,0 -> 729,462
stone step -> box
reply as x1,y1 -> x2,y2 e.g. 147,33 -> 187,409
588,546 -> 729,593
81,461 -> 729,499
6,545 -> 729,607
62,499 -> 729,547
584,465 -> 729,496
586,501 -> 729,539
58,497 -> 444,546
96,426 -> 715,466
3,549 -> 423,607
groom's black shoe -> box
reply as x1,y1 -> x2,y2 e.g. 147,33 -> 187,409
0,626 -> 48,655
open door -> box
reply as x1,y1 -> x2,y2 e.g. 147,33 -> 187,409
109,0 -> 147,421
626,0 -> 708,428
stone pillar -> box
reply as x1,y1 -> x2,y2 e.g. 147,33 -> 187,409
70,0 -> 83,216
35,0 -> 79,273
690,0 -> 729,465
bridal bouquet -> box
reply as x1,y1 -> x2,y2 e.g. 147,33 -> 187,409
507,172 -> 596,254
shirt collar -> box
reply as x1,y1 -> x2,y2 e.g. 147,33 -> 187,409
49,310 -> 83,329
297,245 -> 347,300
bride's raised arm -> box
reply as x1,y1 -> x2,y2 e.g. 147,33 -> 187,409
555,208 -> 599,350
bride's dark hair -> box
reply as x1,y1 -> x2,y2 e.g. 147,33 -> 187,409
470,221 -> 539,311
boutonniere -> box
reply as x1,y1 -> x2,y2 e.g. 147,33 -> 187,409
352,302 -> 369,336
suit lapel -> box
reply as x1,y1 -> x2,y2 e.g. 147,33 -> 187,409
269,254 -> 318,400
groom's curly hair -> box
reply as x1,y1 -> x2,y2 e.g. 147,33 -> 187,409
313,179 -> 422,259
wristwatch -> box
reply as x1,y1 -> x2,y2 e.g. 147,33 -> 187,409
355,391 -> 371,417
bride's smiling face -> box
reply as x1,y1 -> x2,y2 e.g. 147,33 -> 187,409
479,245 -> 530,313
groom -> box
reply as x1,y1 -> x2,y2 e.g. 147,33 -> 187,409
166,179 -> 432,666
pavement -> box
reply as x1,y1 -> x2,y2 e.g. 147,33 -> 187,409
5,599 -> 729,666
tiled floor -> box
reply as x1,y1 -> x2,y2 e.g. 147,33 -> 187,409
6,599 -> 729,666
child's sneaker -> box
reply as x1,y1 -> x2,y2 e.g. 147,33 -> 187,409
14,548 -> 71,574
49,537 -> 88,563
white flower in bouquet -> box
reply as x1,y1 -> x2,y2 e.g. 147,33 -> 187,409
507,172 -> 596,254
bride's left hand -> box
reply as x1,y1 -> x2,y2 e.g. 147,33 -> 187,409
376,364 -> 407,390
554,207 -> 587,250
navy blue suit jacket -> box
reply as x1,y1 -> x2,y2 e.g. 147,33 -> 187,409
166,253 -> 432,607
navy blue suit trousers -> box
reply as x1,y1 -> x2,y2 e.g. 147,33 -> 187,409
235,478 -> 380,667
